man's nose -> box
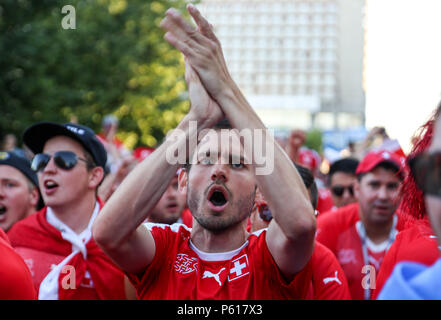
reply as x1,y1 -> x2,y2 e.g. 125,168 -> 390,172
42,157 -> 57,173
377,186 -> 389,199
211,163 -> 228,183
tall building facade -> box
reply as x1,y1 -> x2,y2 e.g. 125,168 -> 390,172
196,0 -> 366,132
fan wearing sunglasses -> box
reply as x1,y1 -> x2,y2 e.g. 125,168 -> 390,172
316,150 -> 406,300
378,109 -> 441,300
327,158 -> 359,210
7,122 -> 132,300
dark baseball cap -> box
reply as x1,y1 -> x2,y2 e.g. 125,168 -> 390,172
23,122 -> 107,169
0,151 -> 39,187
0,151 -> 44,209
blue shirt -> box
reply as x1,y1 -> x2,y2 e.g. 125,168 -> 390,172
378,258 -> 441,300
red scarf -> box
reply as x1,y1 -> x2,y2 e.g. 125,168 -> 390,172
8,200 -> 126,300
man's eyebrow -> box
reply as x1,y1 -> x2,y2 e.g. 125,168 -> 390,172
0,177 -> 20,183
230,154 -> 246,163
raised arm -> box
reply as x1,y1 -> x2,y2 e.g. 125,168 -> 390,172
93,58 -> 223,275
161,5 -> 316,278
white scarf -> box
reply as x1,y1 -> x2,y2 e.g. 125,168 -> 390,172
38,202 -> 99,300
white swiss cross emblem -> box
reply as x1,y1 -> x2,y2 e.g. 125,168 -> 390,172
381,151 -> 391,159
228,254 -> 249,281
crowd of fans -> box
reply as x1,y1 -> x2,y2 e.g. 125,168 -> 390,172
1,5 -> 440,300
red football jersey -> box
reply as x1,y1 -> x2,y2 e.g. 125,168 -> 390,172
372,220 -> 440,299
0,234 -> 36,299
316,188 -> 335,215
310,242 -> 351,300
127,223 -> 313,300
316,203 -> 402,300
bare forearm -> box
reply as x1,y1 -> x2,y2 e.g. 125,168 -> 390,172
93,114 -> 202,247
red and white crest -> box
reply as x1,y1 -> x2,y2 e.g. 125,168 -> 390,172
228,254 -> 250,282
174,253 -> 199,274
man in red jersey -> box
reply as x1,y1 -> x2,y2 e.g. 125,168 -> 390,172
93,5 -> 316,300
7,122 -> 131,300
316,150 -> 405,300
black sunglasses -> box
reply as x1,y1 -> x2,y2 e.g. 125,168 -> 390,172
31,151 -> 94,172
408,152 -> 441,197
257,203 -> 272,222
331,185 -> 354,197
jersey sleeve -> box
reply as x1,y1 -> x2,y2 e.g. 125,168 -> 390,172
125,223 -> 173,294
312,242 -> 351,300
254,230 -> 314,299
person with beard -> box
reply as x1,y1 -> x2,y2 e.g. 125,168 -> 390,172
93,5 -> 316,300
316,150 -> 405,300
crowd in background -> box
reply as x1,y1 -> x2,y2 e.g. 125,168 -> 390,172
1,5 -> 440,300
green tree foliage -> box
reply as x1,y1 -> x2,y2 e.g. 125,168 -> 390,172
305,129 -> 323,154
0,0 -> 191,148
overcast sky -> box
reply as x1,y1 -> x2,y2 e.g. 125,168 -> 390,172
365,0 -> 441,153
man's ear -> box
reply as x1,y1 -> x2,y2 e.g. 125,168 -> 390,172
354,180 -> 361,199
29,186 -> 39,208
89,166 -> 105,189
178,168 -> 188,194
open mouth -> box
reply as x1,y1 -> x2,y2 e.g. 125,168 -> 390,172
44,180 -> 59,190
207,186 -> 229,207
0,204 -> 7,220
166,202 -> 178,210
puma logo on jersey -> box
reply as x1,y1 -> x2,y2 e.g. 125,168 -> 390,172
323,271 -> 342,285
202,268 -> 225,286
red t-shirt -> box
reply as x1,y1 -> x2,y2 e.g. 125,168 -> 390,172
372,220 -> 440,299
0,229 -> 36,300
310,241 -> 351,300
127,223 -> 313,300
316,203 -> 402,300
316,188 -> 335,215
8,205 -> 126,300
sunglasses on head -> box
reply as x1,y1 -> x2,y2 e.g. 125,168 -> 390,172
257,203 -> 272,222
331,185 -> 354,197
408,152 -> 441,197
31,151 -> 94,172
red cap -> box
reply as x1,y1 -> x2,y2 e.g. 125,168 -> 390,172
356,150 -> 405,180
133,146 -> 155,162
298,148 -> 321,172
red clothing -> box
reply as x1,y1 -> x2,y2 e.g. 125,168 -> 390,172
372,220 -> 440,299
0,229 -> 36,299
128,223 -> 313,300
7,204 -> 126,300
316,203 -> 403,300
310,241 -> 351,300
316,188 -> 334,215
